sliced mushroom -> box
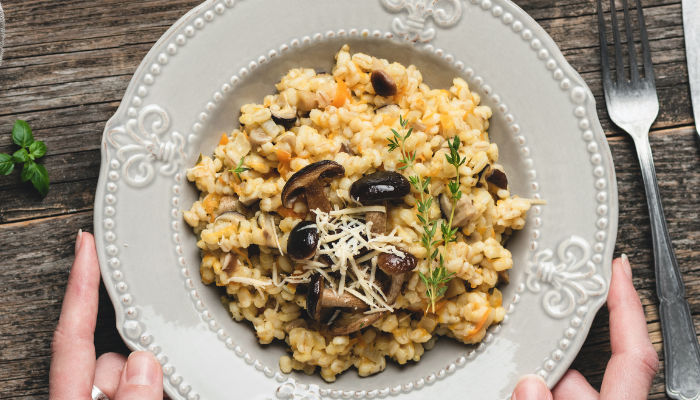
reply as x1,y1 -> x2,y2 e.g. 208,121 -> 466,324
306,273 -> 324,321
222,253 -> 241,276
215,211 -> 246,225
296,90 -> 319,112
339,142 -> 353,155
329,273 -> 404,335
249,126 -> 273,149
287,221 -> 319,261
377,251 -> 418,275
275,132 -> 296,152
321,290 -> 369,310
349,171 -> 411,234
282,160 -> 345,215
257,212 -> 279,248
216,196 -> 241,217
440,194 -> 476,228
486,168 -> 508,189
271,107 -> 297,130
371,70 -> 398,98
306,274 -> 370,321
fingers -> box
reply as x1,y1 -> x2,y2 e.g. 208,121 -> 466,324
49,231 -> 100,400
600,255 -> 659,399
551,369 -> 599,400
94,352 -> 128,399
512,374 -> 553,400
114,352 -> 164,400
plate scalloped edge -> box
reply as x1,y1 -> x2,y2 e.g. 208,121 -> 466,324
94,0 -> 618,399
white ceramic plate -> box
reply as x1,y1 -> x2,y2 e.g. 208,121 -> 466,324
94,1 -> 618,399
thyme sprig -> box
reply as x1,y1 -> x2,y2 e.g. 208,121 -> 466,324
388,116 -> 466,313
230,156 -> 250,182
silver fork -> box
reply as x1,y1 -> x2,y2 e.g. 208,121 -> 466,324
596,0 -> 700,398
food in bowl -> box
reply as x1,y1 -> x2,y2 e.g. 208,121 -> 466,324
184,45 -> 532,382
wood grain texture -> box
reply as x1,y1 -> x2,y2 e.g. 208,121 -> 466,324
0,0 -> 697,398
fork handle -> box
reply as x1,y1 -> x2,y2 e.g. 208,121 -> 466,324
634,135 -> 700,400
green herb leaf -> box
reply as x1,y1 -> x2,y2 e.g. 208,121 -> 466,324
12,148 -> 30,163
31,163 -> 50,197
0,154 -> 14,175
12,120 -> 34,148
21,160 -> 36,182
29,141 -> 47,158
230,156 -> 251,182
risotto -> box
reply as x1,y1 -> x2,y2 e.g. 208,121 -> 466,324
184,45 -> 532,382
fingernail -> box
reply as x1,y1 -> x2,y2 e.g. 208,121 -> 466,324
126,352 -> 158,386
513,374 -> 549,400
75,229 -> 83,256
621,253 -> 633,280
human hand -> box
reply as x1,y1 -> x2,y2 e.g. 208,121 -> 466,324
511,255 -> 659,400
49,230 -> 165,400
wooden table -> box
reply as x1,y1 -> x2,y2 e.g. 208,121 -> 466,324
0,0 -> 697,398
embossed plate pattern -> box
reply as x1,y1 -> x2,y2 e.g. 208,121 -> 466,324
94,1 -> 618,399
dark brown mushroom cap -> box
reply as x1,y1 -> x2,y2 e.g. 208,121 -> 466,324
271,108 -> 297,130
287,221 -> 319,261
486,168 -> 508,189
329,273 -> 405,335
281,160 -> 345,211
371,70 -> 398,98
377,251 -> 418,275
349,171 -> 411,205
306,273 -> 324,321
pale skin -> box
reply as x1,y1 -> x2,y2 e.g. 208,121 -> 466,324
49,232 -> 657,400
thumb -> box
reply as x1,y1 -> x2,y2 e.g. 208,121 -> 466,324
114,351 -> 163,400
512,374 -> 553,400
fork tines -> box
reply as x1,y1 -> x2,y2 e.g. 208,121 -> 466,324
595,0 -> 655,88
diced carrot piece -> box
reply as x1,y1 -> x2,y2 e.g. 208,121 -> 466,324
219,133 -> 229,146
332,78 -> 351,108
276,205 -> 305,220
276,149 -> 292,162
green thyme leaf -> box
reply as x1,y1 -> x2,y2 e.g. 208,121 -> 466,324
230,156 -> 251,182
12,120 -> 34,148
0,154 -> 14,175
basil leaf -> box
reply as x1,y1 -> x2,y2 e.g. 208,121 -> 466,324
31,163 -> 50,197
0,154 -> 14,175
21,160 -> 37,182
12,120 -> 34,148
29,141 -> 47,158
12,148 -> 30,163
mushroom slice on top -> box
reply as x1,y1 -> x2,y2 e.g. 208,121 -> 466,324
486,168 -> 508,190
306,274 -> 371,322
439,194 -> 476,228
370,70 -> 398,98
257,212 -> 279,248
281,160 -> 345,215
287,221 -> 319,261
306,273 -> 325,321
215,196 -> 241,217
271,107 -> 297,130
349,171 -> 410,234
215,211 -> 246,225
329,273 -> 405,336
377,251 -> 418,275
